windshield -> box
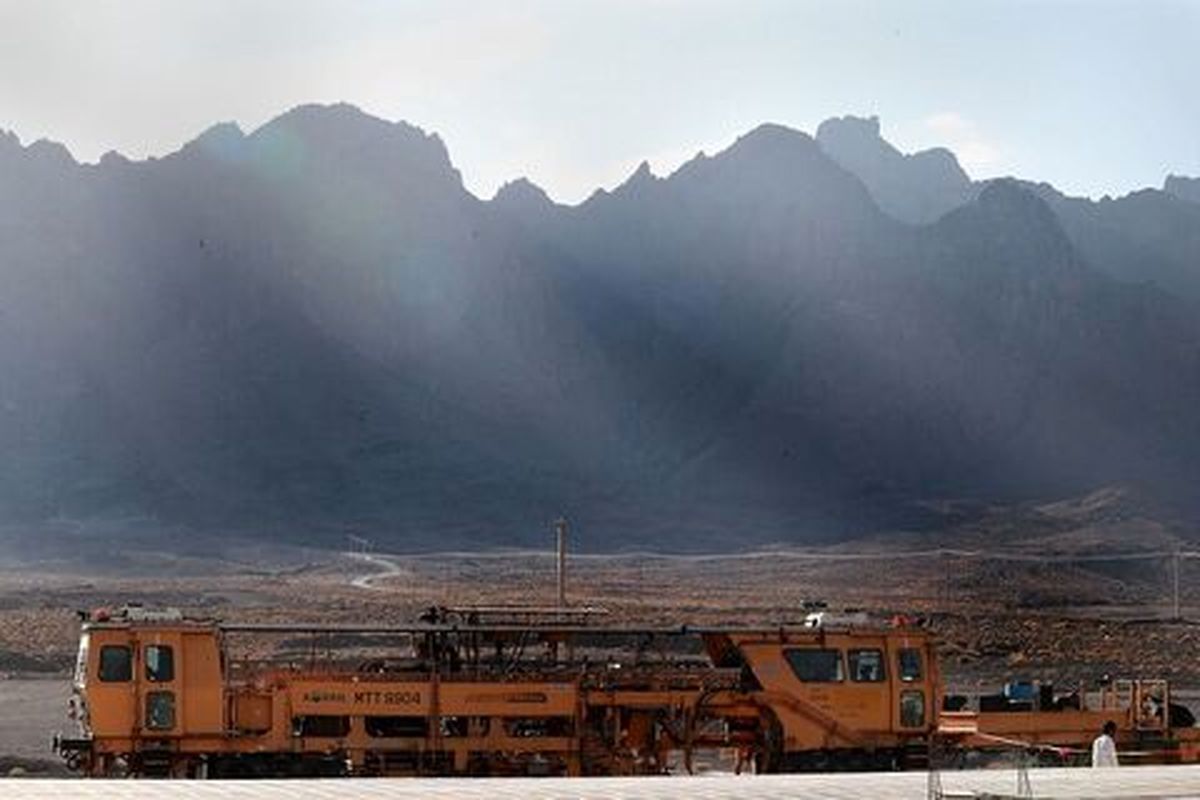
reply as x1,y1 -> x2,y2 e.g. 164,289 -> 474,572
73,632 -> 90,689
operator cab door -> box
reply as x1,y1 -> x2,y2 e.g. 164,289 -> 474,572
770,636 -> 891,744
133,631 -> 182,737
781,635 -> 892,734
888,639 -> 933,735
86,630 -> 138,737
838,636 -> 892,732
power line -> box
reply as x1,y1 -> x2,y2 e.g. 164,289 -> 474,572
366,546 -> 1197,565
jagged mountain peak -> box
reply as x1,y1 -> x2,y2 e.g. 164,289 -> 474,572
936,178 -> 1078,274
816,114 -> 885,147
254,101 -> 382,133
253,104 -> 451,164
666,121 -> 886,220
613,160 -> 658,196
976,177 -> 1050,210
238,103 -> 464,193
816,114 -> 971,225
252,103 -> 436,151
187,121 -> 245,150
816,114 -> 967,177
98,150 -> 131,168
671,122 -> 842,185
166,122 -> 249,169
726,122 -> 818,158
492,176 -> 556,210
1165,174 -> 1200,204
24,138 -> 77,168
947,178 -> 1058,232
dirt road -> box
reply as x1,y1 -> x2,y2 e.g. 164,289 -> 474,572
348,552 -> 407,590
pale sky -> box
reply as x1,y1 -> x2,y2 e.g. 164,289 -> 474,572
0,0 -> 1196,204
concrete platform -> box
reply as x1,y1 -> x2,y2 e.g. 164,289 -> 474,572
4,766 -> 1200,799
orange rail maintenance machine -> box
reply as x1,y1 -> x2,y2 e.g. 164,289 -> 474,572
56,605 -> 1200,777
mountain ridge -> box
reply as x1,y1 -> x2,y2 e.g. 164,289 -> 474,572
1,103 -> 1198,553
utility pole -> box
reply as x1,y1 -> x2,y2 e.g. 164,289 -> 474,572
554,516 -> 569,608
1173,549 -> 1181,621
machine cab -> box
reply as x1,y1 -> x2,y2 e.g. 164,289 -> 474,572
71,606 -> 226,741
713,618 -> 939,761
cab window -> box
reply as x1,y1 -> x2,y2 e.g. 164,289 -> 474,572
898,648 -> 923,682
849,649 -> 885,682
146,691 -> 176,730
98,645 -> 132,682
74,633 -> 90,686
784,648 -> 844,682
901,690 -> 926,728
145,645 -> 174,682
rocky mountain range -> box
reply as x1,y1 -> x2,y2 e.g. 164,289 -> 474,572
1,105 -> 1198,553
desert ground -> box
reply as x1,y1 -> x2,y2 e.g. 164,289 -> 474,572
3,496 -> 1200,776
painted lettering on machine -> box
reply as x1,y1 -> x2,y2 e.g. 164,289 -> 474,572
295,684 -> 426,710
352,690 -> 422,706
301,690 -> 347,704
299,690 -> 422,705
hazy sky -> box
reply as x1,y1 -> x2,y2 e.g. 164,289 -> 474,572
0,0 -> 1196,203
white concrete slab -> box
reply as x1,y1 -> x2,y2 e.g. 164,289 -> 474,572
3,765 -> 1200,799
